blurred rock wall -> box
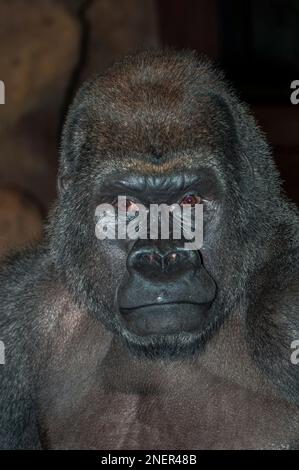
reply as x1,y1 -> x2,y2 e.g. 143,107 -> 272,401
0,0 -> 159,256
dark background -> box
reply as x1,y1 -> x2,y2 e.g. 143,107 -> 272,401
0,0 -> 298,255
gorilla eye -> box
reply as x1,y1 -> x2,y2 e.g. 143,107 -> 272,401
180,194 -> 202,206
114,198 -> 140,212
126,200 -> 140,212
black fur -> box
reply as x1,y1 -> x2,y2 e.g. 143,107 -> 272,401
0,49 -> 298,449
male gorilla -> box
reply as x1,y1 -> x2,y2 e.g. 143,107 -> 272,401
0,50 -> 299,450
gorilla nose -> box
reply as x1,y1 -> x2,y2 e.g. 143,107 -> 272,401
127,242 -> 200,277
136,251 -> 182,269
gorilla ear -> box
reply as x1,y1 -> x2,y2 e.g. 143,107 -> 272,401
59,101 -> 88,179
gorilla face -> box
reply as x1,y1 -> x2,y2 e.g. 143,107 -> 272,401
51,50 -> 271,359
88,165 -> 223,358
99,171 -> 219,337
54,162 -> 229,358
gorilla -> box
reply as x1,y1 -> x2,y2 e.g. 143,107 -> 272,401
0,49 -> 299,450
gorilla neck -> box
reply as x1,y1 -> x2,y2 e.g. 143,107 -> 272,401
99,316 -> 278,399
38,279 -> 277,399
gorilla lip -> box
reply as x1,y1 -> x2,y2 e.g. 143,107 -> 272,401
120,300 -> 210,311
120,301 -> 211,335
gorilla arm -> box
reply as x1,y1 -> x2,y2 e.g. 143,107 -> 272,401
0,247 -> 112,449
0,249 -> 43,449
246,247 -> 299,406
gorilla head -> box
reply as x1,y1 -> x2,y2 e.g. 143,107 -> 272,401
49,49 -> 285,359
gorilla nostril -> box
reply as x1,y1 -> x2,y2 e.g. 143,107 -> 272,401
164,252 -> 180,267
168,253 -> 178,264
144,253 -> 157,264
138,252 -> 161,267
148,254 -> 156,264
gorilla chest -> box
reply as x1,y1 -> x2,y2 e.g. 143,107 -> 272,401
39,367 -> 298,450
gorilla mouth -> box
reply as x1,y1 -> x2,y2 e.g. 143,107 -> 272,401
117,240 -> 217,338
120,301 -> 211,336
